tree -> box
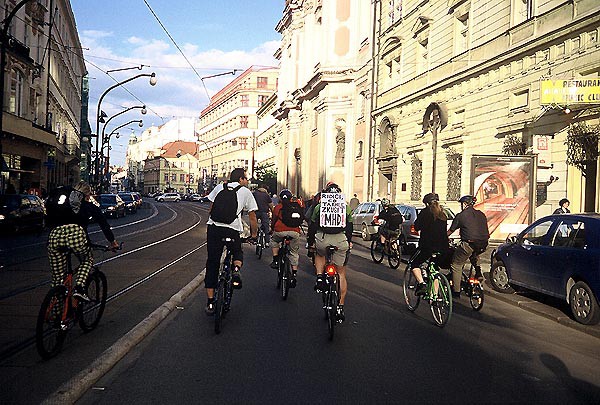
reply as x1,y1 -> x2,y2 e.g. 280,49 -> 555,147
566,122 -> 600,212
254,162 -> 277,194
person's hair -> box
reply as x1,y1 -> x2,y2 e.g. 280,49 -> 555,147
229,168 -> 246,183
73,180 -> 92,196
429,200 -> 447,222
559,198 -> 570,207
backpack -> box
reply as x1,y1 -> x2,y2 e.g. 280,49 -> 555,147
280,200 -> 304,227
210,183 -> 242,224
46,186 -> 83,227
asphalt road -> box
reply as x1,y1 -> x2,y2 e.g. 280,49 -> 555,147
77,233 -> 600,404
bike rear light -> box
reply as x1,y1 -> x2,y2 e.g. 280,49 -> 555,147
325,264 -> 336,276
410,224 -> 419,236
469,277 -> 479,284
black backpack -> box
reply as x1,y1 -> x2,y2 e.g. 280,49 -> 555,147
210,183 -> 242,224
46,186 -> 82,227
280,200 -> 304,227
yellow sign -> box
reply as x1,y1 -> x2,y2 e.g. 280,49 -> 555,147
540,79 -> 600,105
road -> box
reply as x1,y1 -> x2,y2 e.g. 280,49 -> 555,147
1,200 -> 599,403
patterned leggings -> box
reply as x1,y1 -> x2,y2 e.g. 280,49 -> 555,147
48,224 -> 93,288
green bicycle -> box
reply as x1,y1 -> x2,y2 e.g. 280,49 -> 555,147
403,249 -> 453,327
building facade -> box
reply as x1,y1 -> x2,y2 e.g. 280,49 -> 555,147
372,0 -> 599,239
273,0 -> 374,200
142,140 -> 200,195
196,66 -> 279,190
1,0 -> 87,195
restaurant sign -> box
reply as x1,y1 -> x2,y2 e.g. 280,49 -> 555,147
540,79 -> 600,105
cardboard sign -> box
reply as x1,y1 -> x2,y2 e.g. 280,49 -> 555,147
320,192 -> 346,228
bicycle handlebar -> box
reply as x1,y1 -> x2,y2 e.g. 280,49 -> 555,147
89,242 -> 124,252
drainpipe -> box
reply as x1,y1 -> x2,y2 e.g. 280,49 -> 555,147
367,0 -> 381,202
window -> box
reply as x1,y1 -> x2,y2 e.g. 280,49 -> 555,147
163,173 -> 169,182
511,89 -> 529,111
240,116 -> 248,128
417,38 -> 428,75
551,220 -> 586,248
513,0 -> 533,26
455,12 -> 469,55
258,95 -> 268,107
241,94 -> 249,107
257,77 -> 268,88
9,68 -> 24,117
521,220 -> 553,246
388,0 -> 402,27
180,174 -> 185,182
171,174 -> 176,182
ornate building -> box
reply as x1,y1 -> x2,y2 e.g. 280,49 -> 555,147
273,0 -> 374,200
1,0 -> 87,194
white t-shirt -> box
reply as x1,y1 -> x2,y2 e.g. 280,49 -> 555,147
207,182 -> 258,232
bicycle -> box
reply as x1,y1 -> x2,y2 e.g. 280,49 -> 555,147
402,249 -> 453,327
36,243 -> 119,359
214,237 -> 236,334
318,245 -> 341,340
449,249 -> 485,311
370,233 -> 402,269
275,235 -> 294,300
255,227 -> 266,259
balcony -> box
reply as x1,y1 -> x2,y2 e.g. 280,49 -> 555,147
5,35 -> 34,65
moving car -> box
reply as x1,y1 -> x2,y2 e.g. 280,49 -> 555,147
118,193 -> 138,214
155,192 -> 181,202
0,194 -> 45,233
99,194 -> 126,218
131,192 -> 143,208
490,213 -> 600,325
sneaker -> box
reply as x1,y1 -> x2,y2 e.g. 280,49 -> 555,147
232,268 -> 242,289
314,275 -> 325,293
336,306 -> 345,323
205,301 -> 215,316
270,260 -> 279,269
415,282 -> 427,296
290,274 -> 297,288
73,285 -> 90,302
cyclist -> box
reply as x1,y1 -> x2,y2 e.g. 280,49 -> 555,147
376,198 -> 403,248
205,168 -> 258,315
46,181 -> 119,301
252,184 -> 274,245
447,195 -> 490,297
269,189 -> 305,287
307,182 -> 353,322
410,193 -> 450,296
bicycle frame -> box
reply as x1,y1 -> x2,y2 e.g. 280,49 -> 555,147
277,237 -> 293,299
322,246 -> 341,340
214,238 -> 235,334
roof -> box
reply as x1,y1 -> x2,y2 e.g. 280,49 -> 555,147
160,141 -> 198,158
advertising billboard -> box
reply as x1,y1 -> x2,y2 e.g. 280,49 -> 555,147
470,155 -> 536,241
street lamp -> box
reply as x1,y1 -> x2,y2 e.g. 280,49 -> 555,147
197,137 -> 214,190
0,0 -> 37,187
94,73 -> 156,189
101,120 -> 143,189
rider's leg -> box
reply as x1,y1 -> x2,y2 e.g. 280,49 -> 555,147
48,226 -> 69,288
269,232 -> 281,268
205,224 -> 225,300
450,241 -> 473,294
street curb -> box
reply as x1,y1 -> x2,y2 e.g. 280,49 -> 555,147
42,270 -> 206,405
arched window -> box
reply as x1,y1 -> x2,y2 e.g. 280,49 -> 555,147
9,68 -> 25,117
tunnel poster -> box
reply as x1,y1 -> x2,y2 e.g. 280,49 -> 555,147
470,155 -> 535,241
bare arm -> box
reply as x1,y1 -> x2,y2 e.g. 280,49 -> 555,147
248,210 -> 258,238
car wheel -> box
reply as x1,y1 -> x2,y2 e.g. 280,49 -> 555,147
361,224 -> 371,241
569,281 -> 600,325
158,198 -> 163,202
490,260 -> 514,293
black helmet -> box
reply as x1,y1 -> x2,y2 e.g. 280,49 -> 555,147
279,189 -> 293,200
324,182 -> 341,194
459,195 -> 476,205
422,193 -> 439,205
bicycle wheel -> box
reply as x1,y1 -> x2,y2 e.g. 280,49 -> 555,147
327,283 -> 338,340
388,241 -> 401,269
281,258 -> 290,300
256,231 -> 264,259
370,239 -> 385,263
36,287 -> 67,359
79,270 -> 107,331
214,279 -> 225,334
469,282 -> 484,311
403,266 -> 420,311
430,273 -> 452,327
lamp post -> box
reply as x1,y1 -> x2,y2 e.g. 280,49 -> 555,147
0,0 -> 36,190
94,73 -> 156,189
197,137 -> 214,190
102,119 -> 143,174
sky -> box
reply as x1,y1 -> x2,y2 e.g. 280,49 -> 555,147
70,0 -> 283,166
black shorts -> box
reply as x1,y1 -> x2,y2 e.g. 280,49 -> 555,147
205,225 -> 243,289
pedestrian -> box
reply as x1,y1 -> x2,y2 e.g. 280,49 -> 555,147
553,198 -> 570,214
252,184 -> 274,245
349,193 -> 360,211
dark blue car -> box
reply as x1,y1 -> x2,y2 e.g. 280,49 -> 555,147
490,213 -> 600,325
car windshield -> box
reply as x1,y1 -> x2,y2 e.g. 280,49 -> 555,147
119,194 -> 133,202
100,195 -> 116,204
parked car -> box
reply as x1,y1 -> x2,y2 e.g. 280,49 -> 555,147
99,194 -> 126,218
351,201 -> 383,241
118,193 -> 138,214
490,213 -> 600,325
0,194 -> 45,233
396,203 -> 458,252
156,192 -> 181,202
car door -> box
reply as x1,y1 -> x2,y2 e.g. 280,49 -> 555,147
539,219 -> 592,299
506,219 -> 555,290
19,196 -> 32,227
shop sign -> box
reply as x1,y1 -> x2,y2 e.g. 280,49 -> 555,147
533,135 -> 552,168
540,79 -> 600,105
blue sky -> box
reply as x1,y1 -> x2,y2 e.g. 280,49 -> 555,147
71,0 -> 283,165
